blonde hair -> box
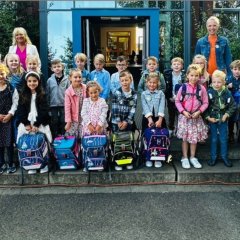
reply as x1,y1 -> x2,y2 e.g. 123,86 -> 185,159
26,54 -> 41,73
119,70 -> 132,80
171,57 -> 184,65
230,60 -> 240,69
186,64 -> 202,79
94,54 -> 105,64
192,54 -> 209,81
147,56 -> 158,64
69,68 -> 82,78
146,72 -> 160,88
74,53 -> 88,63
212,70 -> 226,83
206,16 -> 220,28
86,80 -> 102,93
4,53 -> 24,75
0,63 -> 10,76
12,27 -> 32,45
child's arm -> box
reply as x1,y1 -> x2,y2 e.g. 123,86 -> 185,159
137,74 -> 145,94
141,92 -> 154,127
159,74 -> 166,93
81,99 -> 91,125
222,93 -> 237,122
155,91 -> 165,127
4,88 -> 19,123
64,90 -> 72,130
111,93 -> 121,125
198,86 -> 209,114
101,72 -> 111,100
97,99 -> 109,128
110,73 -> 118,94
34,95 -> 50,127
124,92 -> 137,126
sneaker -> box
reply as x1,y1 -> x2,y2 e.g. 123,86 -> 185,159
0,164 -> 7,174
7,166 -> 17,174
28,169 -> 37,175
115,166 -> 123,171
126,164 -> 133,170
83,167 -> 87,172
40,165 -> 48,174
181,158 -> 191,169
154,161 -> 162,168
146,161 -> 153,167
189,157 -> 202,169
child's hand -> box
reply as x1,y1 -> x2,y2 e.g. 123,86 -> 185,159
88,123 -> 95,134
227,83 -> 233,88
148,117 -> 154,127
65,122 -> 71,131
95,125 -> 103,134
182,111 -> 191,119
0,114 -> 5,122
155,118 -> 163,128
191,110 -> 201,119
2,113 -> 12,123
207,117 -> 219,123
222,113 -> 229,122
119,121 -> 128,130
25,125 -> 32,132
31,126 -> 39,133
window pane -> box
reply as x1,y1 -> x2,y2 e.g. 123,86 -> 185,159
47,1 -> 73,9
117,1 -> 144,8
48,11 -> 73,69
214,0 -> 240,8
158,1 -> 184,10
75,1 -> 115,8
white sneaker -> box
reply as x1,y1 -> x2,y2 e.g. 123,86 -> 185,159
126,164 -> 133,170
40,165 -> 48,174
115,166 -> 123,171
146,161 -> 153,167
28,169 -> 37,175
190,157 -> 202,169
181,158 -> 191,169
154,161 -> 162,168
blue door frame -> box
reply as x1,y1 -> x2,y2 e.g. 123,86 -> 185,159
72,8 -> 159,59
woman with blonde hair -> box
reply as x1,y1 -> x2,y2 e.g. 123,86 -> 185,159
8,27 -> 40,70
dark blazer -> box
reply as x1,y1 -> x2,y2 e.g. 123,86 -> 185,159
17,93 -> 50,127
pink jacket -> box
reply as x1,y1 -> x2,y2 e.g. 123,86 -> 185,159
175,83 -> 208,114
65,84 -> 87,123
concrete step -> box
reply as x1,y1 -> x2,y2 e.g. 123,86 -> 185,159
1,159 -> 240,186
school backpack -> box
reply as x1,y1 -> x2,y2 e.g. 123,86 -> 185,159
143,127 -> 170,162
82,135 -> 108,171
179,83 -> 202,104
53,136 -> 80,170
18,133 -> 49,170
111,131 -> 134,166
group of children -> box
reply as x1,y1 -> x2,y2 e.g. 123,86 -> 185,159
0,50 -> 239,174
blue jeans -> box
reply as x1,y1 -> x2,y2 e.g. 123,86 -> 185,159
209,121 -> 228,161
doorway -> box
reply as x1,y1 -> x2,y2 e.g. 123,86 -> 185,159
72,8 -> 159,82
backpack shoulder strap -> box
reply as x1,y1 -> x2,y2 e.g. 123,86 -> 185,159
196,84 -> 202,104
180,83 -> 187,102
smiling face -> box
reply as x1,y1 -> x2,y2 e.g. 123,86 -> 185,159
0,70 -> 7,84
116,60 -> 128,73
26,60 -> 38,72
146,60 -> 158,72
27,76 -> 39,93
206,19 -> 219,35
15,32 -> 26,44
147,77 -> 159,92
70,71 -> 82,88
88,86 -> 100,102
187,69 -> 199,85
6,55 -> 20,72
171,61 -> 183,73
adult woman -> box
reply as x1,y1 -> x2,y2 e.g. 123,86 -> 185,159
8,27 -> 40,70
195,16 -> 232,78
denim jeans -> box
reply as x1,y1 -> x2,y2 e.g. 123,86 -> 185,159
209,121 -> 228,161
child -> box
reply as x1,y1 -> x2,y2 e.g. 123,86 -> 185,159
23,54 -> 46,90
192,54 -> 210,89
138,56 -> 166,94
81,81 -> 108,136
90,54 -> 111,100
175,64 -> 209,169
227,59 -> 240,143
64,69 -> 87,138
74,53 -> 90,84
111,70 -> 137,132
4,53 -> 25,92
46,59 -> 70,139
206,70 -> 236,167
141,72 -> 166,168
164,57 -> 185,135
0,64 -> 19,174
110,55 -> 134,94
17,71 -> 52,174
